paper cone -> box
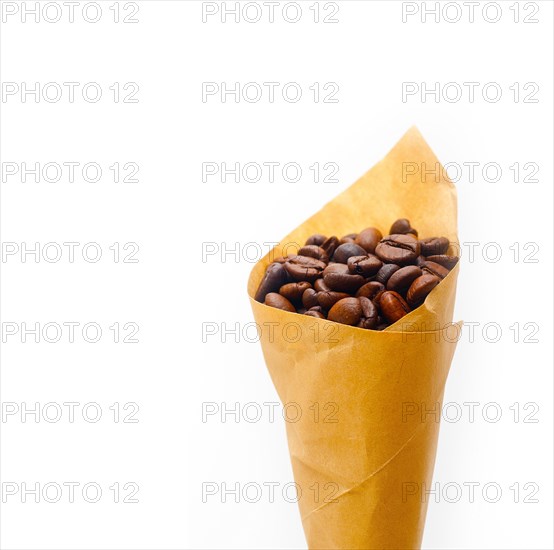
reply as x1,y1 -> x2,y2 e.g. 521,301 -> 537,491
248,127 -> 461,549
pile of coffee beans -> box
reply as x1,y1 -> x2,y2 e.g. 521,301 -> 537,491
255,219 -> 459,330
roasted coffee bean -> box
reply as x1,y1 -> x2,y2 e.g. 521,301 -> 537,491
317,291 -> 350,310
314,278 -> 330,292
374,263 -> 401,285
379,291 -> 411,323
321,236 -> 340,258
332,243 -> 368,263
323,264 -> 365,293
264,292 -> 296,313
358,296 -> 378,329
279,282 -> 312,304
323,262 -> 347,274
305,234 -> 326,246
389,218 -> 418,237
355,227 -> 383,254
356,281 -> 385,301
298,245 -> 329,263
255,262 -> 289,302
328,297 -> 363,326
305,310 -> 325,319
406,273 -> 441,307
347,254 -> 383,277
421,260 -> 450,279
419,237 -> 449,256
426,255 -> 459,270
340,233 -> 358,244
375,234 -> 421,265
284,255 -> 326,282
309,306 -> 324,313
416,255 -> 426,267
386,265 -> 423,294
302,288 -> 319,309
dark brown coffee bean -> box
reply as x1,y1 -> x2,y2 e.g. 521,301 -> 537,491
358,296 -> 378,329
374,263 -> 400,285
375,234 -> 421,265
386,266 -> 423,294
302,288 -> 319,309
314,278 -> 330,292
279,282 -> 312,304
321,236 -> 339,258
356,281 -> 385,301
389,218 -> 418,237
340,233 -> 358,244
297,245 -> 329,263
426,255 -> 459,270
347,254 -> 383,277
421,261 -> 450,279
406,274 -> 441,307
332,243 -> 368,263
309,306 -> 324,313
419,237 -> 449,256
255,262 -> 289,302
416,255 -> 426,267
328,297 -> 363,326
323,262 -> 347,274
305,234 -> 326,246
264,292 -> 296,313
305,310 -> 325,319
317,291 -> 350,310
323,271 -> 365,294
379,291 -> 411,323
284,255 -> 326,282
355,227 -> 383,254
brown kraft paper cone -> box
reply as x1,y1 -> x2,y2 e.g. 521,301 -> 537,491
247,127 -> 462,549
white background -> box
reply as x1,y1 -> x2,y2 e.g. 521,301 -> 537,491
0,1 -> 553,549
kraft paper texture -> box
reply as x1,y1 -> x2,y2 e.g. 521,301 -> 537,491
247,127 -> 461,549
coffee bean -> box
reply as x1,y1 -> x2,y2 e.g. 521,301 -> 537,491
298,245 -> 329,263
323,263 -> 366,293
332,243 -> 368,263
426,255 -> 459,270
328,297 -> 363,326
309,306 -> 324,313
317,290 -> 350,310
314,278 -> 330,292
416,255 -> 426,267
355,227 -> 383,254
255,262 -> 289,302
374,263 -> 401,285
305,310 -> 325,319
419,237 -> 449,256
406,273 -> 441,307
321,236 -> 340,258
264,292 -> 296,312
279,282 -> 312,304
421,260 -> 450,279
305,234 -> 326,246
340,233 -> 358,244
302,288 -> 319,309
386,265 -> 423,293
356,281 -> 385,301
347,254 -> 383,277
389,218 -> 418,237
375,234 -> 420,265
379,291 -> 411,323
284,255 -> 326,282
358,296 -> 378,329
